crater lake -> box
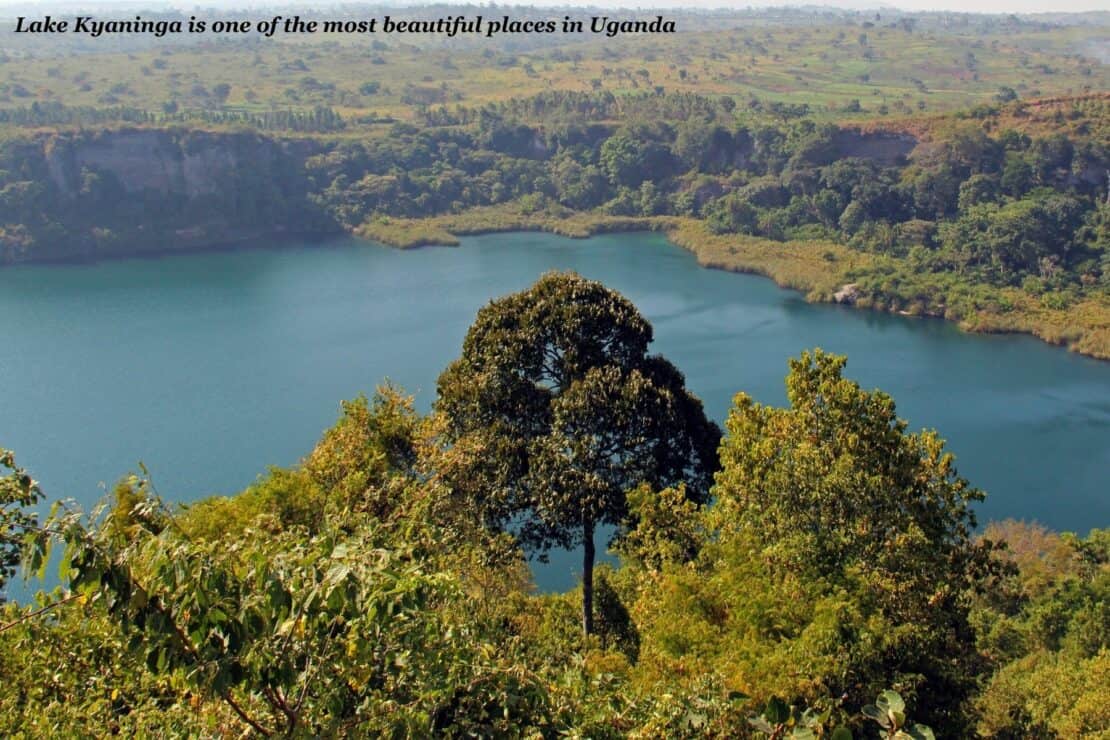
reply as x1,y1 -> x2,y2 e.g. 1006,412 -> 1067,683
2,231 -> 1107,593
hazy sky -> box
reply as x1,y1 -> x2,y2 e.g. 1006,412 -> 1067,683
0,0 -> 1107,14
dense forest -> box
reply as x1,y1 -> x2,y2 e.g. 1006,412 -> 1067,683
2,273 -> 1107,737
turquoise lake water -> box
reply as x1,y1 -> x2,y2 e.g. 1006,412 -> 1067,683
1,231 -> 1108,593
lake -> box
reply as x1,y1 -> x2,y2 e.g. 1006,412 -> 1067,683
1,231 -> 1108,594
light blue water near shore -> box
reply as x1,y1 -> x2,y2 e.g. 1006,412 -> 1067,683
1,231 -> 1107,594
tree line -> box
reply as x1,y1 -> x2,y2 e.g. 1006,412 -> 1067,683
0,101 -> 346,132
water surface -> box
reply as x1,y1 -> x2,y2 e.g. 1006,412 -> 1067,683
1,232 -> 1107,593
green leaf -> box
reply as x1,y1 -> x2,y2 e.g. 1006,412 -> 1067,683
879,689 -> 905,715
907,723 -> 936,740
862,704 -> 886,724
764,696 -> 790,725
830,727 -> 854,740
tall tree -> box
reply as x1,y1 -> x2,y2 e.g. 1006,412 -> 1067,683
435,272 -> 720,634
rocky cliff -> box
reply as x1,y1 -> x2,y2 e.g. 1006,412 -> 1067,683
830,130 -> 918,165
1,128 -> 332,263
43,129 -> 318,199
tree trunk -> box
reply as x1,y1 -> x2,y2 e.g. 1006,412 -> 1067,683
582,517 -> 595,636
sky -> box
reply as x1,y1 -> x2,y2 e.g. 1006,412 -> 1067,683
0,0 -> 1107,14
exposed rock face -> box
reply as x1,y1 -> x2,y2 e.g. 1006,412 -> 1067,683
43,129 -> 309,199
2,128 -> 333,264
834,283 -> 861,304
830,130 -> 918,165
529,132 -> 551,159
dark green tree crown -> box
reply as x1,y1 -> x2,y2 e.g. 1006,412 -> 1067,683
436,271 -> 721,554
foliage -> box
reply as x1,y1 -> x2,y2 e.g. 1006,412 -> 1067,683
435,271 -> 720,633
11,435 -> 556,736
303,385 -> 420,519
861,690 -> 935,739
972,522 -> 1110,737
614,483 -> 704,572
644,350 -> 996,734
712,350 -> 986,580
0,449 -> 42,600
746,689 -> 933,739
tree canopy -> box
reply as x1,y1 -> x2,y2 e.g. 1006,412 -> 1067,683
435,271 -> 721,633
707,350 -> 996,733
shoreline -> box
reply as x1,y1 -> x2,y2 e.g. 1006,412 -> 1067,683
0,228 -> 345,268
357,209 -> 1110,362
6,209 -> 1107,362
